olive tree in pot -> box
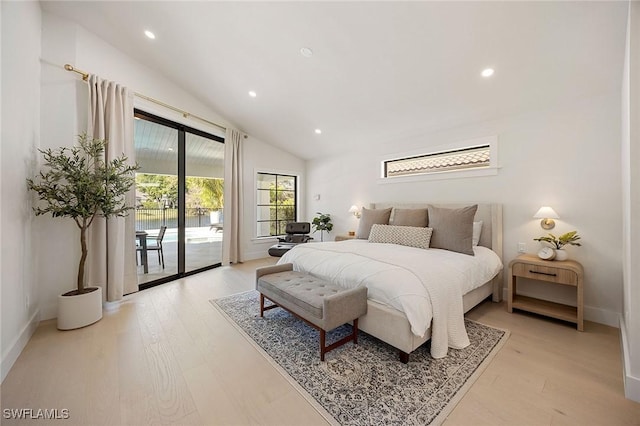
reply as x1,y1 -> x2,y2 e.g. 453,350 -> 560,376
27,134 -> 138,330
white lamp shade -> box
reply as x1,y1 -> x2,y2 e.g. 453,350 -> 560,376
533,206 -> 559,219
348,205 -> 360,214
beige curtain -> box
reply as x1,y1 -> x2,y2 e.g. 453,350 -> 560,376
86,75 -> 138,301
223,129 -> 243,264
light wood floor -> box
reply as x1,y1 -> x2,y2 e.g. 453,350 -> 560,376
2,258 -> 639,425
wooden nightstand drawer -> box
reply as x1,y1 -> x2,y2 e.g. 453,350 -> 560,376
511,262 -> 578,286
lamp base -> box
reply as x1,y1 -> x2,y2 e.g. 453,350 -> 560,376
540,218 -> 556,230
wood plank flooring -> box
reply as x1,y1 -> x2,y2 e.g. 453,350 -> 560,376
1,258 -> 639,425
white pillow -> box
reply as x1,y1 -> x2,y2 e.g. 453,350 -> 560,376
368,224 -> 433,250
472,221 -> 483,246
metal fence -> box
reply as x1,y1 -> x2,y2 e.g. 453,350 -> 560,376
135,208 -> 222,231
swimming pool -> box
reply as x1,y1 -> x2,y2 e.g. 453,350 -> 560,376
142,226 -> 222,244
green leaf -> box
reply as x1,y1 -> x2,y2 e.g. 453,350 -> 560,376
312,212 -> 333,233
26,133 -> 141,292
533,230 -> 582,249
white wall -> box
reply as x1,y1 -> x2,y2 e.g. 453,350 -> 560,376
241,136 -> 306,261
36,12 -> 305,319
1,0 -> 42,382
621,1 -> 640,403
307,90 -> 622,327
38,11 -> 85,329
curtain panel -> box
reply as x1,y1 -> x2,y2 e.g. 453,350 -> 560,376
86,75 -> 138,301
223,129 -> 243,264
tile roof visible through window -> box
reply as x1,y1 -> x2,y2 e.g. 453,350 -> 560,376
384,145 -> 491,177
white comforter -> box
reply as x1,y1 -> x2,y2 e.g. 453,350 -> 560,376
278,240 -> 502,358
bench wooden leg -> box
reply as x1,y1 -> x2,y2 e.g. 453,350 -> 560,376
259,293 -> 280,317
320,320 -> 361,361
320,329 -> 326,361
259,291 -> 362,362
399,350 -> 410,364
353,319 -> 359,345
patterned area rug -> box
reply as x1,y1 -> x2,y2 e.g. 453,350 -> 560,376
211,291 -> 509,426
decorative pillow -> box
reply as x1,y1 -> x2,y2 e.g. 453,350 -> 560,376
473,221 -> 483,246
392,208 -> 429,227
356,207 -> 392,239
368,224 -> 433,249
428,204 -> 478,255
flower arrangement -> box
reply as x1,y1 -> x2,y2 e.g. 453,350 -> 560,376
534,231 -> 581,250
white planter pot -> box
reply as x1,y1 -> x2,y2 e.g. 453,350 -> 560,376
554,249 -> 568,261
57,286 -> 103,330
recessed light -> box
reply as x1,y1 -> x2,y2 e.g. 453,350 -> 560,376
481,68 -> 494,77
315,129 -> 322,135
300,47 -> 313,58
144,30 -> 156,40
248,91 -> 257,98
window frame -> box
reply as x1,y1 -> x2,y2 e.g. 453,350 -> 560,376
378,135 -> 498,184
133,109 -> 225,290
255,170 -> 299,239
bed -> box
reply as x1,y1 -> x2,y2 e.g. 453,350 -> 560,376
278,203 -> 503,362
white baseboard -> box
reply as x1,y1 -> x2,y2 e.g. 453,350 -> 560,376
584,305 -> 620,328
1,308 -> 40,383
500,288 -> 619,328
244,246 -> 274,261
619,316 -> 640,402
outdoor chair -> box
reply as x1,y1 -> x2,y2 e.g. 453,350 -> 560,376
137,225 -> 167,268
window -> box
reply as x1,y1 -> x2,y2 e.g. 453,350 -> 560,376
256,172 -> 297,237
381,136 -> 498,181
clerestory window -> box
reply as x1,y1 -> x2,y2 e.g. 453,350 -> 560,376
381,136 -> 498,181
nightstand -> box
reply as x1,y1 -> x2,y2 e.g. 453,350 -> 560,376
508,254 -> 584,331
335,234 -> 356,241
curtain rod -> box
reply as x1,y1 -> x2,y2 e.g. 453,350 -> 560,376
64,63 -> 227,133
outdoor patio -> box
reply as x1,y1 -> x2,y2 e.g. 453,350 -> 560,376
136,226 -> 223,285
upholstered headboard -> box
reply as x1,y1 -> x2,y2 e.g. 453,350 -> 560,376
370,202 -> 503,264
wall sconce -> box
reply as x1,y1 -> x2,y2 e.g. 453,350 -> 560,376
349,205 -> 361,219
533,206 -> 559,230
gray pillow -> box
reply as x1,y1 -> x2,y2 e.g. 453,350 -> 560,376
392,208 -> 429,227
428,204 -> 478,255
356,207 -> 392,239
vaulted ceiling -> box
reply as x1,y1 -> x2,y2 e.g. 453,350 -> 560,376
41,1 -> 628,160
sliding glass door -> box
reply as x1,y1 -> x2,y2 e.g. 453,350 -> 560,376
134,110 -> 224,288
185,132 -> 225,273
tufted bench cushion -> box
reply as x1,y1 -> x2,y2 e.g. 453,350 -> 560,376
256,263 -> 367,360
258,271 -> 341,320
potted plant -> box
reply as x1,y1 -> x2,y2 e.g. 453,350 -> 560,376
534,231 -> 581,261
27,134 -> 138,330
312,212 -> 333,242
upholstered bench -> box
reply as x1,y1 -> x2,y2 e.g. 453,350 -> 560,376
256,263 -> 368,361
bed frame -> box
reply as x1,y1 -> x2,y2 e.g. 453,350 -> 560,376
360,202 -> 503,363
